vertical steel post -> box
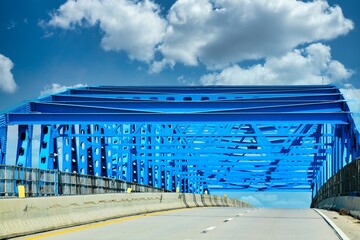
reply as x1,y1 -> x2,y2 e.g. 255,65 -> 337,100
38,125 -> 56,170
92,124 -> 102,176
16,125 -> 33,167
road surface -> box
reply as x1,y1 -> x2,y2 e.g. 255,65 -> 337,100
18,207 -> 341,240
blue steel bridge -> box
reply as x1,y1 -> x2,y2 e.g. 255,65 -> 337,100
0,85 -> 359,197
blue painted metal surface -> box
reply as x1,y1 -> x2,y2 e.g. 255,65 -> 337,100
0,85 -> 359,194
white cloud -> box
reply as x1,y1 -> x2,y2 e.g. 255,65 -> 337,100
0,54 -> 17,94
161,0 -> 353,69
7,20 -> 16,30
42,31 -> 54,39
48,0 -> 167,62
341,85 -> 360,114
47,0 -> 353,72
200,43 -> 353,85
215,191 -> 312,208
161,0 -> 213,66
240,192 -> 312,208
148,59 -> 175,74
40,83 -> 87,95
177,75 -> 197,86
341,86 -> 360,129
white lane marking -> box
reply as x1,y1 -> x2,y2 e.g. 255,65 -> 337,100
236,213 -> 243,217
224,218 -> 233,222
203,226 -> 216,233
245,210 -> 250,213
313,209 -> 350,240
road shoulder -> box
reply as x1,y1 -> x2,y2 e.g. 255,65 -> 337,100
319,209 -> 360,240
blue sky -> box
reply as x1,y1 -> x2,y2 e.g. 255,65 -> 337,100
0,0 -> 359,207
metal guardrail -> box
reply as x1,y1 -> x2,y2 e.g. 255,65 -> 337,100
0,165 -> 166,198
311,158 -> 360,207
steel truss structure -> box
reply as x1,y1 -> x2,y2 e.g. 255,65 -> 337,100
0,85 -> 359,195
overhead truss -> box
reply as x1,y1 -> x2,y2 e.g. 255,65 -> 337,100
0,85 -> 359,194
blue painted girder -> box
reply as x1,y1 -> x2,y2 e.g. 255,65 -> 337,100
1,85 -> 359,193
29,100 -> 346,113
5,112 -> 349,125
52,92 -> 344,102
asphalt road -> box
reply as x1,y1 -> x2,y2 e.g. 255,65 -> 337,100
19,207 -> 341,240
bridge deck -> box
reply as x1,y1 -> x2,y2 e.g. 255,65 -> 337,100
15,208 -> 345,240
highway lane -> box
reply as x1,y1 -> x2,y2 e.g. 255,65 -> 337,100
19,207 -> 341,240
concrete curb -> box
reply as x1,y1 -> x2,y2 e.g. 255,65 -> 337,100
313,209 -> 350,240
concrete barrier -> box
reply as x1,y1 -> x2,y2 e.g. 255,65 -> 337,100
212,195 -> 220,206
0,193 -> 178,239
194,194 -> 205,207
202,194 -> 214,206
315,196 -> 360,219
227,198 -> 233,207
0,193 -> 242,239
184,194 -> 199,208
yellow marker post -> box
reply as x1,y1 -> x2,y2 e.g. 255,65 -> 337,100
224,194 -> 227,198
18,185 -> 25,198
127,187 -> 132,193
204,190 -> 208,195
176,187 -> 180,193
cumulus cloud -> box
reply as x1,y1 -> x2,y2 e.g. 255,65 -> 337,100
40,83 -> 87,95
200,43 -> 353,85
48,0 -> 166,62
161,0 -> 353,69
47,0 -> 353,72
0,54 -> 17,94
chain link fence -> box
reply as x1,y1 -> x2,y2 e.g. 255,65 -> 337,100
311,158 -> 360,207
0,165 -> 165,198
